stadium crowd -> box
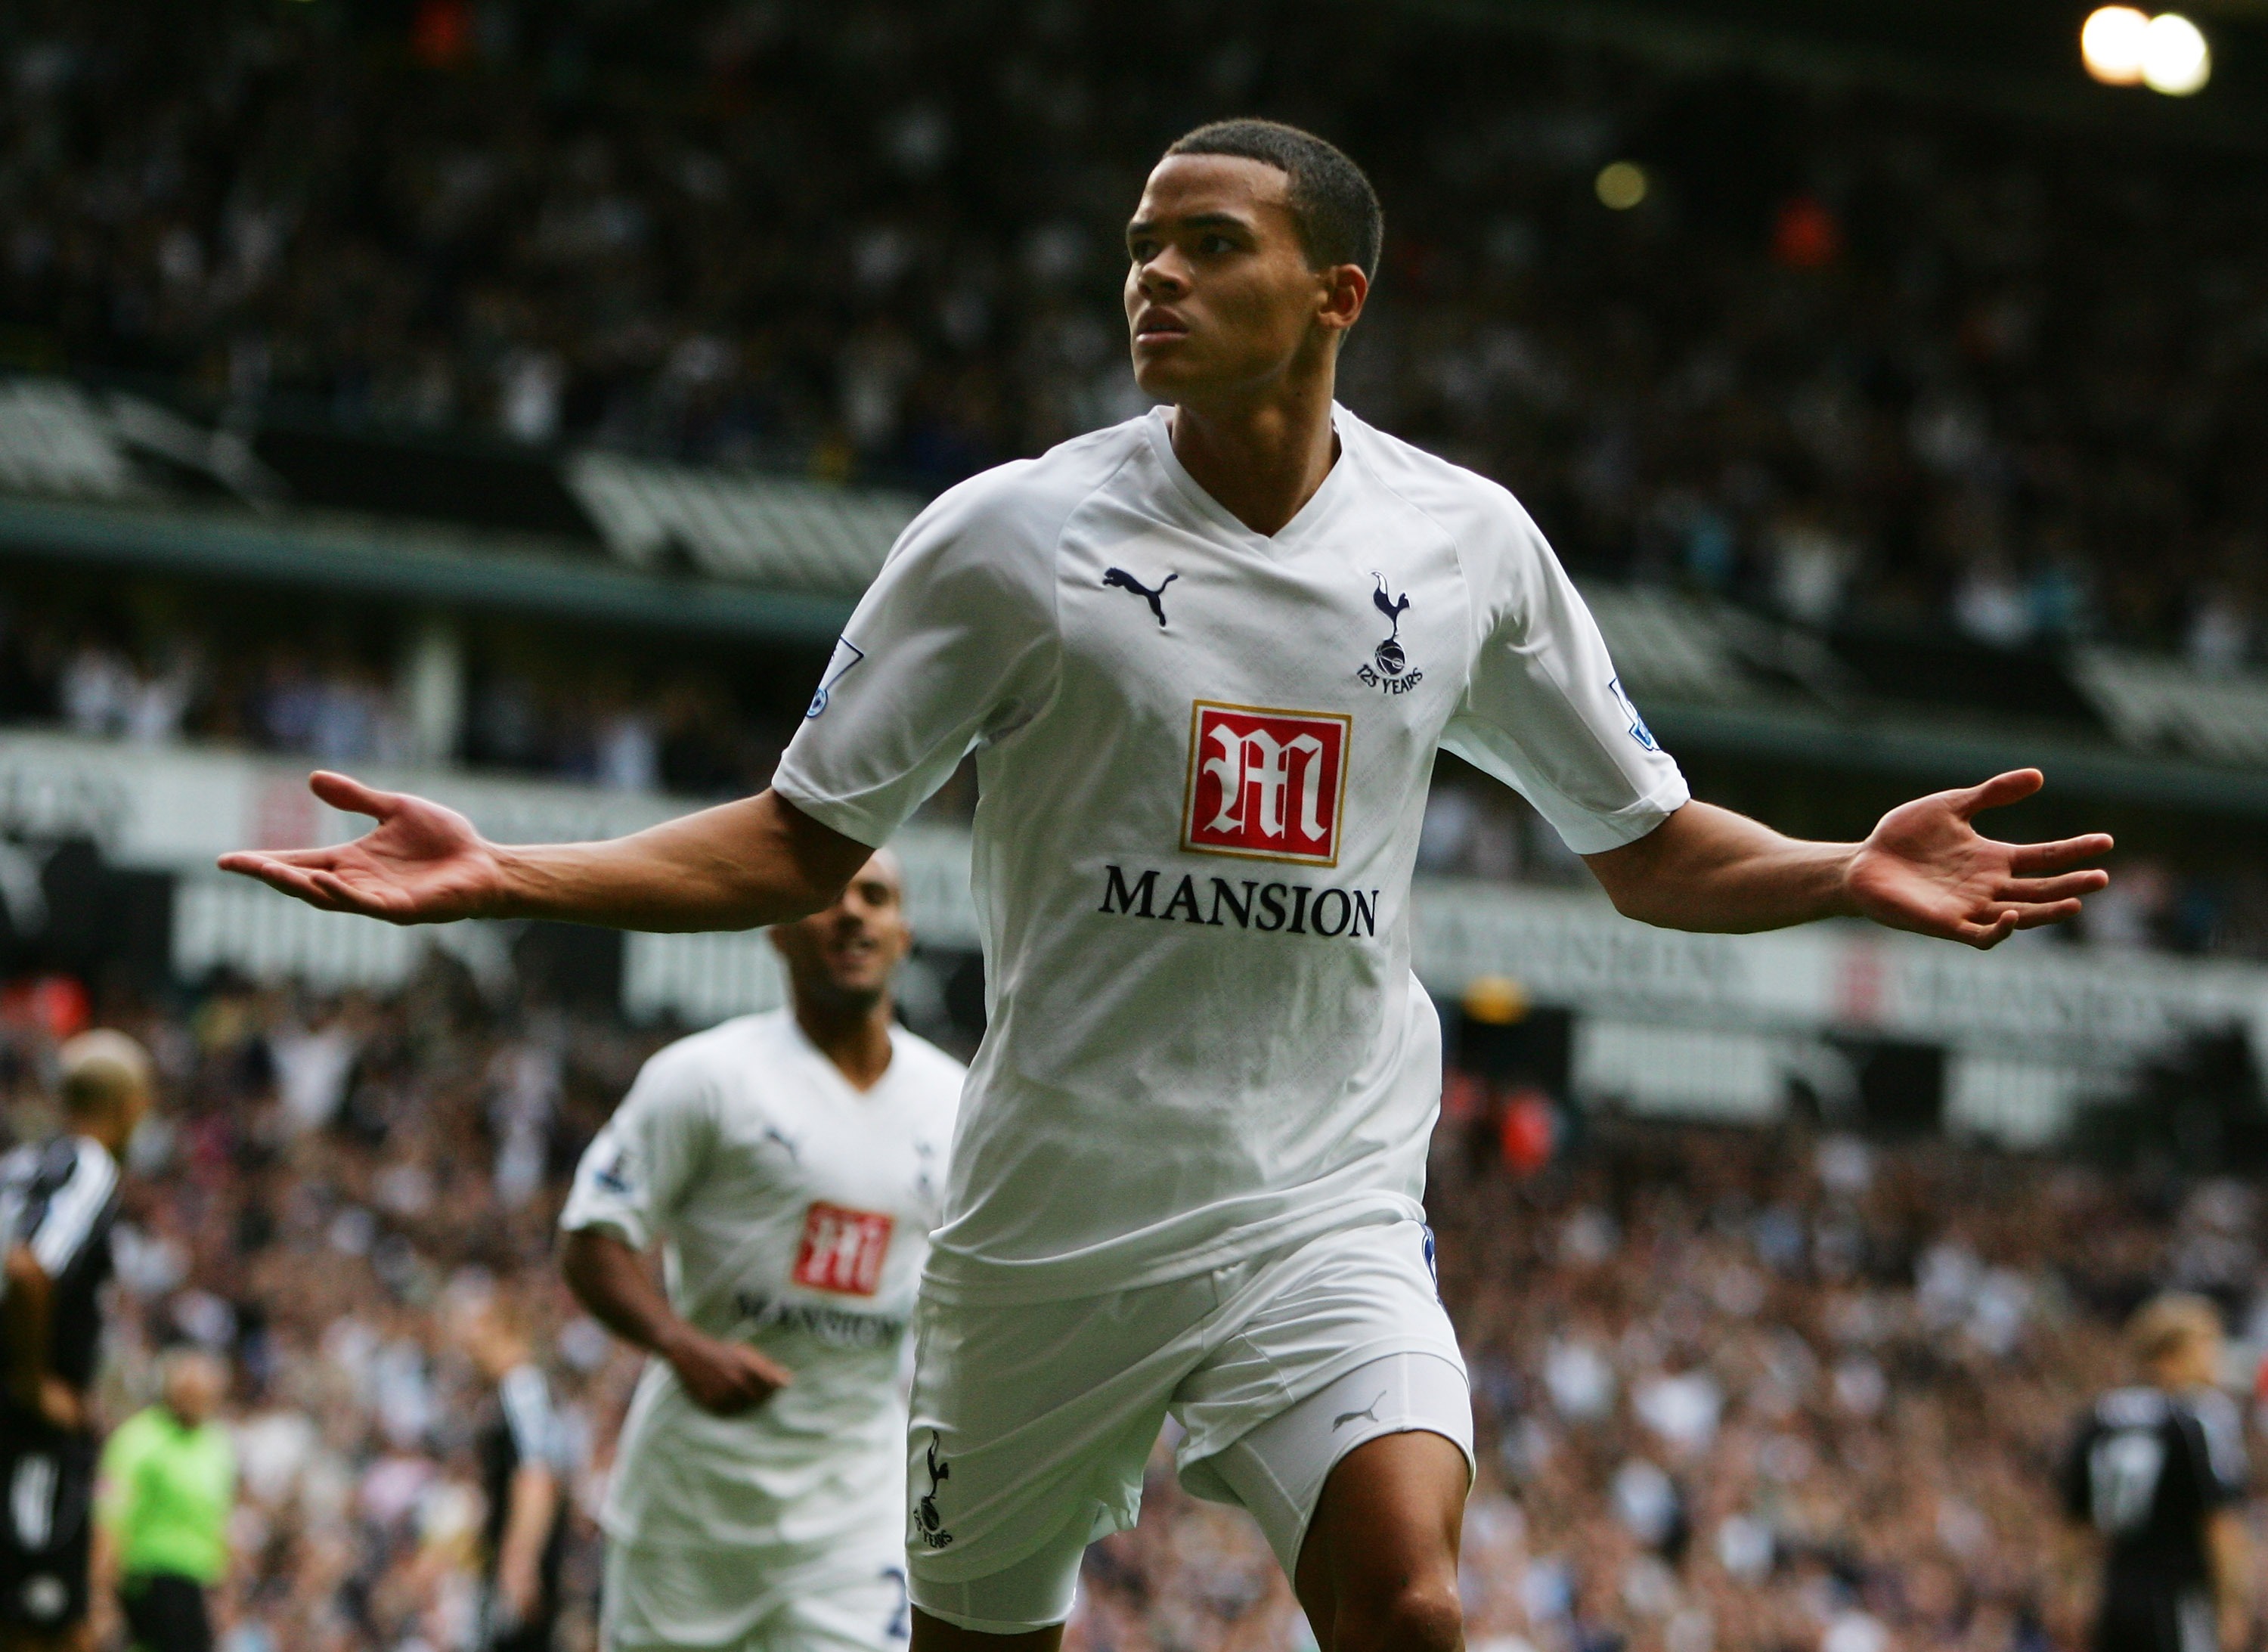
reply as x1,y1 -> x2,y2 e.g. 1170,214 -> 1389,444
0,587 -> 2258,960
1,4 -> 2263,1650
2,0 -> 2265,661
35,965 -> 657,1652
1411,765 -> 2268,962
0,594 -> 798,801
8,958 -> 2263,1652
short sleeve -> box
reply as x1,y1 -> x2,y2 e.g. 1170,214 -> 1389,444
94,1414 -> 150,1534
500,1365 -> 572,1471
772,467 -> 1061,847
2183,1392 -> 2248,1505
2060,1418 -> 2096,1523
1442,504 -> 1688,854
558,1048 -> 716,1251
25,1140 -> 117,1277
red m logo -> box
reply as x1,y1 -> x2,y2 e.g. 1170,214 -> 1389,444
1182,702 -> 1351,866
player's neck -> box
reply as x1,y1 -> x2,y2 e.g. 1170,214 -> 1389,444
795,998 -> 895,1093
1168,370 -> 1338,538
70,1113 -> 126,1156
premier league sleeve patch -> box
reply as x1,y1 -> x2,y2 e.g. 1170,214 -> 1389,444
805,637 -> 867,718
1608,675 -> 1658,752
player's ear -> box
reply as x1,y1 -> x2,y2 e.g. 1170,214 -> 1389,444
1317,262 -> 1367,335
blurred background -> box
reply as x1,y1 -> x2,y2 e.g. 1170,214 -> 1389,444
5,0 -> 2268,1647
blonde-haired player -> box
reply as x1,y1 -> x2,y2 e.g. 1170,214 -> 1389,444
0,1031 -> 152,1651
2065,1293 -> 2252,1652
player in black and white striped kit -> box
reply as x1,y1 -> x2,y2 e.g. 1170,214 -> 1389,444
2065,1294 -> 2254,1652
0,1032 -> 150,1652
457,1294 -> 572,1652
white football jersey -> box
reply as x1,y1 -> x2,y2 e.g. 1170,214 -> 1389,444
559,1009 -> 963,1559
775,405 -> 1685,1306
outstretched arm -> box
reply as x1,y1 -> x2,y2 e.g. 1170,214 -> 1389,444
1582,769 -> 2111,950
218,773 -> 871,931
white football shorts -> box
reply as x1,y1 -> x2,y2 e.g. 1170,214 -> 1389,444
904,1217 -> 1473,1633
602,1542 -> 911,1652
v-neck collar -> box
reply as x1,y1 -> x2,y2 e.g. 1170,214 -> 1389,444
782,1012 -> 895,1099
1142,404 -> 1357,559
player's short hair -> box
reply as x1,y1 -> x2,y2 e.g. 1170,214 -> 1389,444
443,1266 -> 531,1336
478,1290 -> 533,1337
57,1029 -> 153,1119
1164,119 -> 1383,280
857,846 -> 904,900
2127,1291 -> 2221,1368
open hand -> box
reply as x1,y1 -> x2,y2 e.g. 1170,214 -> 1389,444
662,1327 -> 792,1416
1845,770 -> 2111,950
216,772 -> 507,925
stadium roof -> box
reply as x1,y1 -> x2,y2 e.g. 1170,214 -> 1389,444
0,377 -> 901,641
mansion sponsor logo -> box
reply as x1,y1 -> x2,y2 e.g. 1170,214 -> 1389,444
1099,865 -> 1380,939
730,1291 -> 906,1350
1182,701 -> 1351,866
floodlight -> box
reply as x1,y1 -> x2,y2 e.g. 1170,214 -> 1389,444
2142,12 -> 2211,94
1595,161 -> 1648,211
2081,6 -> 2149,83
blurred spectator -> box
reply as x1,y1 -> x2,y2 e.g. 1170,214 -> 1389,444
0,587 -> 797,804
92,1347 -> 237,1652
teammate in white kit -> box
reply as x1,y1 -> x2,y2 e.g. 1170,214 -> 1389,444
559,851 -> 962,1651
223,121 -> 2113,1651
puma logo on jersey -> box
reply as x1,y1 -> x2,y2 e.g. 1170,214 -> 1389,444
1103,567 -> 1177,627
1333,1391 -> 1388,1430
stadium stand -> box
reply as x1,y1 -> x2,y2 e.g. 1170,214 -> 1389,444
8,0 -> 2268,951
3,1 -> 2268,1648
23,967 -> 2261,1652
4,0 -> 2266,647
